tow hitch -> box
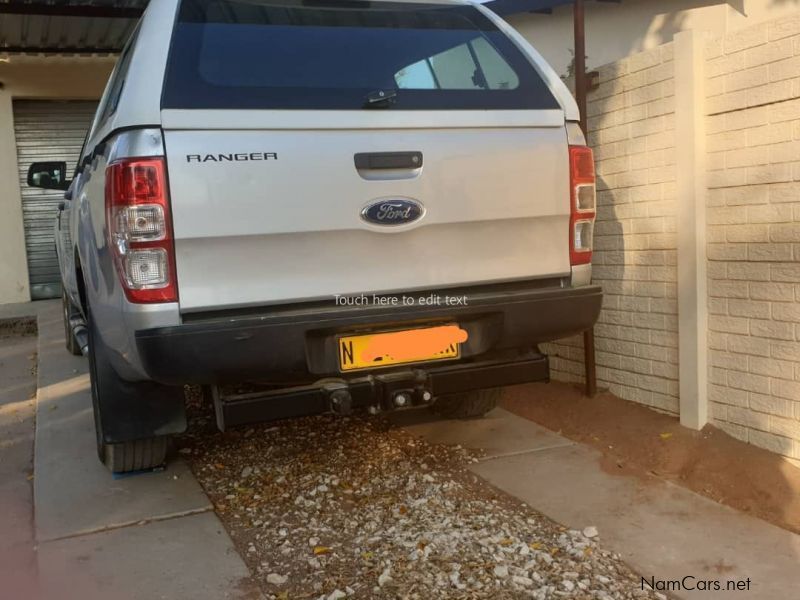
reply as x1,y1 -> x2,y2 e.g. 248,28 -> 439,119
210,349 -> 548,432
211,371 -> 436,431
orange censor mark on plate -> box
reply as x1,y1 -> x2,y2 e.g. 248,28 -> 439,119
339,325 -> 468,372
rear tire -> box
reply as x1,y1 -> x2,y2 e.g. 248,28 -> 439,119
432,388 -> 500,419
62,290 -> 82,356
87,304 -> 170,473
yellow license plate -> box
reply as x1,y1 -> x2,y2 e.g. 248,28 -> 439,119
338,324 -> 467,372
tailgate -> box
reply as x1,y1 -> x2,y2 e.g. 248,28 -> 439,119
163,112 -> 571,311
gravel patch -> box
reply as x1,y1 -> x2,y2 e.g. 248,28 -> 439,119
180,388 -> 661,600
0,317 -> 37,338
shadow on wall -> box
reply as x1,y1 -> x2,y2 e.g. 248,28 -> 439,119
588,173 -> 624,392
642,11 -> 688,54
580,0 -> 708,70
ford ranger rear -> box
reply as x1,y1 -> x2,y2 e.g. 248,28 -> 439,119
27,0 -> 602,473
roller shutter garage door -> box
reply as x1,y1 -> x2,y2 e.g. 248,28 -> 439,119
14,100 -> 97,300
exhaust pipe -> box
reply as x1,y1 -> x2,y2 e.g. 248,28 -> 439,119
70,318 -> 90,356
75,326 -> 89,356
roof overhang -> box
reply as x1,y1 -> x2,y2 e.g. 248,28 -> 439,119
0,0 -> 624,55
0,1 -> 146,55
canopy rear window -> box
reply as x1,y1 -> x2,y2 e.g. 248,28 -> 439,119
162,0 -> 560,110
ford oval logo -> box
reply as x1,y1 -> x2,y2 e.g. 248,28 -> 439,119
361,198 -> 425,226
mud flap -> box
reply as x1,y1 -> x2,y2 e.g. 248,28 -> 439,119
97,378 -> 187,444
89,315 -> 187,444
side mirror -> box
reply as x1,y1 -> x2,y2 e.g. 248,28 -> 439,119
27,161 -> 70,191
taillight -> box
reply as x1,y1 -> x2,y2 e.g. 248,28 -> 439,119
569,145 -> 596,266
105,157 -> 177,303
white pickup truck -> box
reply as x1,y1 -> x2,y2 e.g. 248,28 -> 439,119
27,0 -> 602,473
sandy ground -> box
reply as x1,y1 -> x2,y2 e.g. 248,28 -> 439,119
501,381 -> 800,535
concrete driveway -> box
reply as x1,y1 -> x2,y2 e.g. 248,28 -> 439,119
1,300 -> 799,599
1,300 -> 261,600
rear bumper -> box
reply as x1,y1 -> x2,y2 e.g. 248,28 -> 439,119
135,280 -> 602,385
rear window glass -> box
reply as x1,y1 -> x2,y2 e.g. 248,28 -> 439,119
162,0 -> 560,110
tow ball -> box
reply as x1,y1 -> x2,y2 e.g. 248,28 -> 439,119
328,389 -> 353,416
393,391 -> 412,408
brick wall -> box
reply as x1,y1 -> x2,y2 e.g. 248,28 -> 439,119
704,15 -> 800,459
543,13 -> 800,462
542,43 -> 681,416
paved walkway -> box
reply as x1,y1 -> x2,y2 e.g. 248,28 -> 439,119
0,328 -> 37,598
395,408 -> 800,600
1,300 -> 261,600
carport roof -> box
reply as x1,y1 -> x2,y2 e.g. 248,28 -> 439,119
0,0 -> 617,55
0,1 -> 146,54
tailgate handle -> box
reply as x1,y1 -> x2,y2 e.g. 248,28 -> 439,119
354,152 -> 422,170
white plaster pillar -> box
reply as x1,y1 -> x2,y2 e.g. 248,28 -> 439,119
0,88 -> 31,304
675,30 -> 709,430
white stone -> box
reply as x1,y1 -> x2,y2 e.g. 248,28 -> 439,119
512,575 -> 533,587
378,567 -> 392,587
493,565 -> 509,578
583,526 -> 599,538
